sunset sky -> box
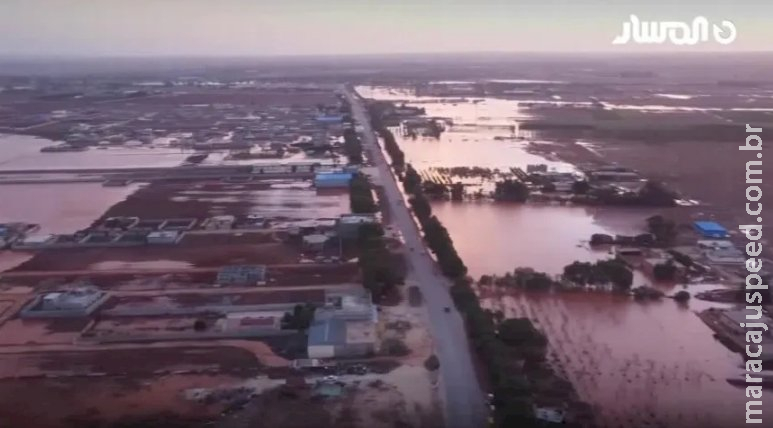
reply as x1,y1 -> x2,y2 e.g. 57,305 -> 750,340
1,0 -> 771,56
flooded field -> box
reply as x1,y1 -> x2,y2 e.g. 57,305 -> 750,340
0,134 -> 189,170
0,183 -> 140,234
358,85 -> 752,428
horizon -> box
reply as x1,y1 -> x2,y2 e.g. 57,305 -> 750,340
2,0 -> 772,57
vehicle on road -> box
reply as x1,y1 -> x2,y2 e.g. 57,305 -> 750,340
444,307 -> 451,313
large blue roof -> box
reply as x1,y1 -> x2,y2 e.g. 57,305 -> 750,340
694,221 -> 727,233
315,173 -> 353,181
308,319 -> 347,346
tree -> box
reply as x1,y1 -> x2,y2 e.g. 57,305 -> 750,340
572,180 -> 590,194
674,290 -> 691,302
424,355 -> 440,371
653,261 -> 678,281
638,180 -> 677,206
647,215 -> 677,244
193,319 -> 207,332
493,179 -> 529,202
498,318 -> 548,348
282,304 -> 316,331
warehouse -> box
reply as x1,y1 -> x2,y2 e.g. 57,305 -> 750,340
314,172 -> 353,188
693,221 -> 729,239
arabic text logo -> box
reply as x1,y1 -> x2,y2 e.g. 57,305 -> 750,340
613,15 -> 736,46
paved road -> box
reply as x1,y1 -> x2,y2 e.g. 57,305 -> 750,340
345,88 -> 488,428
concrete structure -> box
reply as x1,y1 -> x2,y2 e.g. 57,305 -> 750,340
216,265 -> 267,286
314,172 -> 352,188
307,318 -> 376,359
316,114 -> 344,124
307,288 -> 378,358
302,234 -> 329,252
694,221 -> 729,239
698,240 -> 735,250
718,309 -> 773,337
705,247 -> 745,264
337,214 -> 378,239
216,312 -> 281,333
205,215 -> 236,230
20,287 -> 108,318
146,230 -> 181,244
17,234 -> 55,247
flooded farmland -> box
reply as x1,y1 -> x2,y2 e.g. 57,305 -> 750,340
357,85 -> 752,428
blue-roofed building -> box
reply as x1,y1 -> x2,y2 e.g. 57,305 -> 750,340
694,221 -> 729,239
314,172 -> 353,188
316,114 -> 344,124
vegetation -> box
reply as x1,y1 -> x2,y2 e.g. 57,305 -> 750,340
493,179 -> 529,202
647,215 -> 678,244
193,319 -> 207,332
349,174 -> 378,214
281,303 -> 316,331
450,278 -> 562,425
424,354 -> 440,371
563,259 -> 634,290
674,290 -> 691,302
342,127 -> 363,164
572,180 -> 591,194
357,223 -> 400,301
367,103 -> 405,170
653,260 -> 679,281
593,180 -> 677,207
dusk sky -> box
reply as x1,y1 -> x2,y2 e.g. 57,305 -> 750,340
1,0 -> 771,56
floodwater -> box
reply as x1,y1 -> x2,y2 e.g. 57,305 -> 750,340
0,183 -> 140,234
0,134 -> 189,170
357,85 -> 752,428
431,202 -> 644,276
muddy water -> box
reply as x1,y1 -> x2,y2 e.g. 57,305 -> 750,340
0,183 -> 140,234
358,86 -> 751,428
0,134 -> 188,170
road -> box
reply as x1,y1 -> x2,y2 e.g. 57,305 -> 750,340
345,88 -> 488,428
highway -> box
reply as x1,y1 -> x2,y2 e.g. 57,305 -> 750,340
345,88 -> 488,428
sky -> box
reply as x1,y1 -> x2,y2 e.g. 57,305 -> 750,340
0,0 -> 771,57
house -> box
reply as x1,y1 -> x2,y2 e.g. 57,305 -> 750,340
146,230 -> 181,244
217,265 -> 267,286
314,172 -> 353,188
694,221 -> 729,239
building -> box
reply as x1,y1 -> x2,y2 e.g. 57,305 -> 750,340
316,114 -> 344,124
314,172 -> 353,188
307,288 -> 378,358
694,221 -> 729,239
215,312 -> 281,334
217,265 -> 267,286
303,234 -> 329,252
307,318 -> 377,359
337,214 -> 378,239
206,215 -> 236,230
698,240 -> 735,250
146,230 -> 181,244
718,309 -> 773,337
19,287 -> 108,318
